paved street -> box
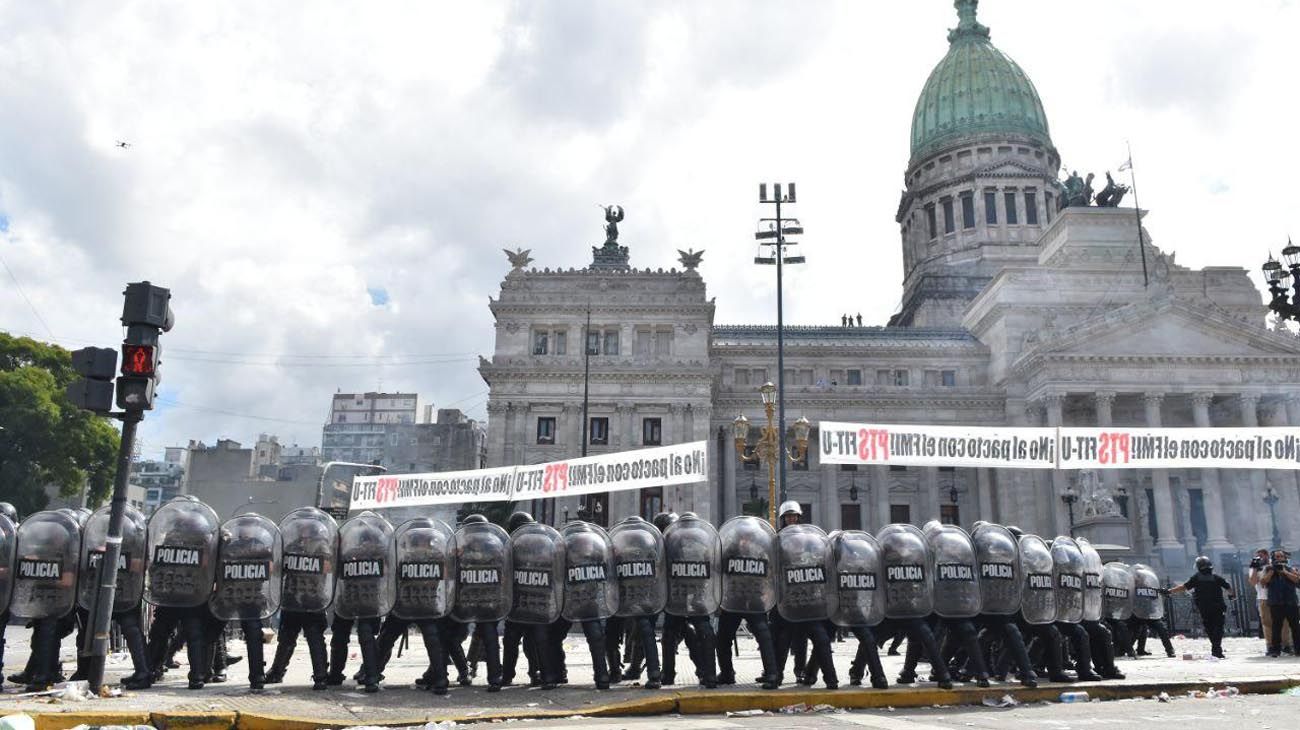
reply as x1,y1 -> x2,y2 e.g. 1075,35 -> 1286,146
1,631 -> 1298,724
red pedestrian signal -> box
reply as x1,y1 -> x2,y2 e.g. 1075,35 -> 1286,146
121,345 -> 156,377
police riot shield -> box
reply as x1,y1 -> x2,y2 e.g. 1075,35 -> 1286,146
1050,536 -> 1085,624
145,497 -> 220,608
508,522 -> 564,624
392,517 -> 456,620
878,524 -> 933,620
561,521 -> 618,621
664,512 -> 721,617
1075,537 -> 1104,622
1132,563 -> 1164,620
971,523 -> 1021,616
1017,534 -> 1056,625
279,507 -> 339,613
611,516 -> 666,617
1102,561 -> 1134,621
830,530 -> 884,627
0,513 -> 15,614
335,511 -> 395,620
777,523 -> 835,622
718,516 -> 777,614
927,525 -> 982,619
210,514 -> 282,621
78,504 -> 147,612
452,520 -> 512,623
11,510 -> 80,620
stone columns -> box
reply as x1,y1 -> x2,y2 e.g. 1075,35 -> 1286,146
872,464 -> 892,530
1044,393 -> 1069,536
1094,391 -> 1121,496
976,468 -> 994,524
722,424 -> 738,521
1023,401 -> 1051,531
1240,394 -> 1272,547
1144,393 -> 1184,565
1191,393 -> 1232,552
821,466 -> 840,531
1261,398 -> 1300,550
921,467 -> 939,523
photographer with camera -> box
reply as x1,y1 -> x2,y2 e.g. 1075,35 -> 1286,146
1260,550 -> 1300,657
1249,549 -> 1291,654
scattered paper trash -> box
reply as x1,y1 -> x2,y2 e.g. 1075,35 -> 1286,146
1155,692 -> 1171,702
981,694 -> 1019,708
0,715 -> 35,730
779,703 -> 809,714
811,704 -> 841,713
726,709 -> 765,717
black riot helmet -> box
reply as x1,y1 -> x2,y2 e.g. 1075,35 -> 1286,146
652,511 -> 679,533
0,502 -> 16,522
1006,525 -> 1024,539
507,511 -> 535,533
463,514 -> 489,525
1195,555 -> 1213,572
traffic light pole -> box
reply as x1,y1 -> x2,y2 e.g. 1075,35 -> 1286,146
84,409 -> 141,694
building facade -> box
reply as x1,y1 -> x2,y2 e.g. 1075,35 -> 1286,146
479,1 -> 1300,576
321,391 -> 419,464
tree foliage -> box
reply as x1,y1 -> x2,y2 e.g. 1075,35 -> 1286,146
0,332 -> 120,515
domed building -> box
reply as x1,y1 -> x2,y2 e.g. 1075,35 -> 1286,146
481,0 -> 1300,583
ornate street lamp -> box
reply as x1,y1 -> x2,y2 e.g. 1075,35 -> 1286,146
1262,239 -> 1300,322
733,382 -> 811,526
1264,487 -> 1282,549
849,473 -> 859,503
1061,484 -> 1079,533
749,475 -> 759,503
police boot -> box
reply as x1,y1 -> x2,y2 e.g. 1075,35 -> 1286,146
208,640 -> 228,683
121,626 -> 153,690
326,640 -> 348,686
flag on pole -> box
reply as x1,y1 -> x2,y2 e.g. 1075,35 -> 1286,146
1118,157 -> 1132,172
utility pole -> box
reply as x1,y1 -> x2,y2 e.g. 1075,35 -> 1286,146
755,183 -> 805,505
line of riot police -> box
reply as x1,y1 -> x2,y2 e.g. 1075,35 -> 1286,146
0,495 -> 1178,694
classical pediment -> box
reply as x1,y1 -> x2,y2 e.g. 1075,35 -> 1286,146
973,158 -> 1046,178
1022,297 -> 1300,362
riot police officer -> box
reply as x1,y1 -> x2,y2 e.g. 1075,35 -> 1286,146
827,529 -> 888,689
551,520 -> 616,689
389,516 -> 456,694
452,514 -> 511,691
716,515 -> 779,689
210,514 -> 281,690
1049,536 -> 1101,682
1164,555 -> 1234,658
876,523 -> 952,689
1129,563 -> 1175,658
144,497 -> 220,690
74,504 -> 151,689
1005,527 -> 1072,684
773,504 -> 839,689
768,502 -> 808,683
334,511 -> 395,692
1075,537 -> 1124,679
902,522 -> 988,687
0,504 -> 15,691
11,510 -> 81,691
502,511 -> 552,688
265,508 -> 338,690
970,522 -> 1037,688
609,515 -> 667,689
662,511 -> 719,688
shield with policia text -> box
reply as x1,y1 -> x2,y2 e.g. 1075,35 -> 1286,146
278,507 -> 339,612
78,504 -> 147,612
145,496 -> 220,608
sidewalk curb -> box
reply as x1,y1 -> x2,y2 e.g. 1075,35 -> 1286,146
12,675 -> 1300,728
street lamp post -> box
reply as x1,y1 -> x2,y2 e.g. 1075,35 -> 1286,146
1261,239 -> 1300,322
731,382 -> 811,526
754,182 -> 805,504
1264,487 -> 1282,549
1061,485 -> 1079,534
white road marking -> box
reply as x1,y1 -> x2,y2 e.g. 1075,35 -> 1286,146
831,713 -> 962,730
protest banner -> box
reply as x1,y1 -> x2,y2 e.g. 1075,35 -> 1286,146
818,421 -> 1056,469
1057,427 -> 1300,470
512,441 -> 709,502
349,441 -> 710,510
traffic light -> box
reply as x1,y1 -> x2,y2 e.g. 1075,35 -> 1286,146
116,282 -> 173,411
67,347 -> 117,413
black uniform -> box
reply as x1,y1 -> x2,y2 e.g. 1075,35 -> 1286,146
1177,569 -> 1232,658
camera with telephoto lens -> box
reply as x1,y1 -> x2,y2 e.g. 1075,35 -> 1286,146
1251,556 -> 1265,569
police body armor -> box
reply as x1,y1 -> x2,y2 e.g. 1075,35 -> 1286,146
451,519 -> 512,623
1075,537 -> 1105,622
392,517 -> 457,620
335,511 -> 395,620
927,525 -> 981,619
508,522 -> 564,625
145,497 -> 220,608
1102,561 -> 1134,621
561,521 -> 617,622
1050,536 -> 1085,624
210,514 -> 282,621
278,507 -> 339,613
11,510 -> 81,619
610,515 -> 666,617
829,530 -> 884,627
776,522 -> 834,622
878,523 -> 933,620
971,523 -> 1021,616
663,512 -> 721,617
718,515 -> 777,614
78,504 -> 147,613
1131,563 -> 1164,620
1017,534 -> 1056,625
0,512 -> 15,614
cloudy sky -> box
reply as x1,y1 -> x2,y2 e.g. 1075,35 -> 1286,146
1,0 -> 1296,458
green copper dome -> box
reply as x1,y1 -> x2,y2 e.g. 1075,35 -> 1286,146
910,0 -> 1051,164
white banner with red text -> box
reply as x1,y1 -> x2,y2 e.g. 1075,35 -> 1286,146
349,441 -> 710,510
818,421 -> 1300,470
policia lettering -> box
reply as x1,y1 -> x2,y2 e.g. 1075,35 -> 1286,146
8,494 -> 1182,696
